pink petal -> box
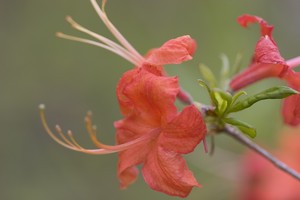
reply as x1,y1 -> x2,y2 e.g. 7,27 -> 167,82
142,146 -> 200,197
282,70 -> 300,126
230,36 -> 288,91
282,94 -> 300,126
253,36 -> 286,65
145,35 -> 196,66
159,105 -> 206,154
115,115 -> 157,188
117,68 -> 179,124
237,14 -> 273,37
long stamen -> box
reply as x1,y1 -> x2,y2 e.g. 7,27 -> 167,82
56,32 -> 137,64
55,125 -> 75,147
39,104 -> 158,155
90,0 -> 145,64
67,130 -> 84,149
63,16 -> 141,65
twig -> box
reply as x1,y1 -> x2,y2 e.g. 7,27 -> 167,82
223,125 -> 300,181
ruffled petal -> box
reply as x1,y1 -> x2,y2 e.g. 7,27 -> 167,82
142,146 -> 200,197
237,14 -> 273,37
282,94 -> 300,126
117,68 -> 179,124
159,105 -> 206,154
115,116 -> 158,188
230,36 -> 288,91
281,70 -> 300,126
145,35 -> 196,66
253,36 -> 286,65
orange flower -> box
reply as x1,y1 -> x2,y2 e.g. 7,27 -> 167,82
40,67 -> 206,197
238,127 -> 300,200
41,1 -> 206,197
229,14 -> 300,126
230,14 -> 289,91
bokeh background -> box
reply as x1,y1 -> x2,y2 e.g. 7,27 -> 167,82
1,0 -> 300,199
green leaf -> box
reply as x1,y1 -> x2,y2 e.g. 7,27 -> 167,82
229,86 -> 299,112
198,79 -> 218,107
223,117 -> 257,138
213,89 -> 233,115
199,64 -> 217,88
214,91 -> 228,115
231,90 -> 247,105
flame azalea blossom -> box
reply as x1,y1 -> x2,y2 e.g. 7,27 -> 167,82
40,0 -> 207,197
238,127 -> 300,200
229,14 -> 300,126
40,67 -> 206,197
230,14 -> 289,91
57,0 -> 196,104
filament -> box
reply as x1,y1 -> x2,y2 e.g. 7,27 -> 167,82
56,32 -> 137,64
39,104 -> 158,155
90,0 -> 145,63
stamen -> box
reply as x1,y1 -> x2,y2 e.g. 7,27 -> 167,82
90,0 -> 145,64
55,125 -> 75,147
39,104 -> 158,155
56,32 -> 137,64
63,16 -> 141,65
39,104 -> 78,151
84,111 -> 106,148
67,130 -> 84,149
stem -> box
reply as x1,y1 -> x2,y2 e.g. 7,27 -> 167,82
223,125 -> 300,181
287,56 -> 300,69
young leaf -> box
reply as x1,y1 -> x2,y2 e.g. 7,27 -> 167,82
198,79 -> 218,107
199,64 -> 217,88
213,89 -> 233,115
223,117 -> 257,138
229,86 -> 298,112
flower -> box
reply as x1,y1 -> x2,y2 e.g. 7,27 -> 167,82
230,14 -> 289,91
229,14 -> 300,126
40,67 -> 206,197
237,127 -> 300,200
41,0 -> 207,197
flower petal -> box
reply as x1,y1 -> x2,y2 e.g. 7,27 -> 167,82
145,35 -> 196,66
142,146 -> 200,197
117,68 -> 179,124
115,115 -> 158,188
282,94 -> 300,126
253,36 -> 286,65
230,36 -> 288,91
282,70 -> 300,126
159,105 -> 206,154
237,14 -> 273,37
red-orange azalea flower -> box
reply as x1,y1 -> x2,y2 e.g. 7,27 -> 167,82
229,14 -> 300,126
41,0 -> 207,197
40,67 -> 206,197
237,127 -> 300,200
230,14 -> 289,91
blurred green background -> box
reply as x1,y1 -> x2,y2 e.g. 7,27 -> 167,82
1,0 -> 300,199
